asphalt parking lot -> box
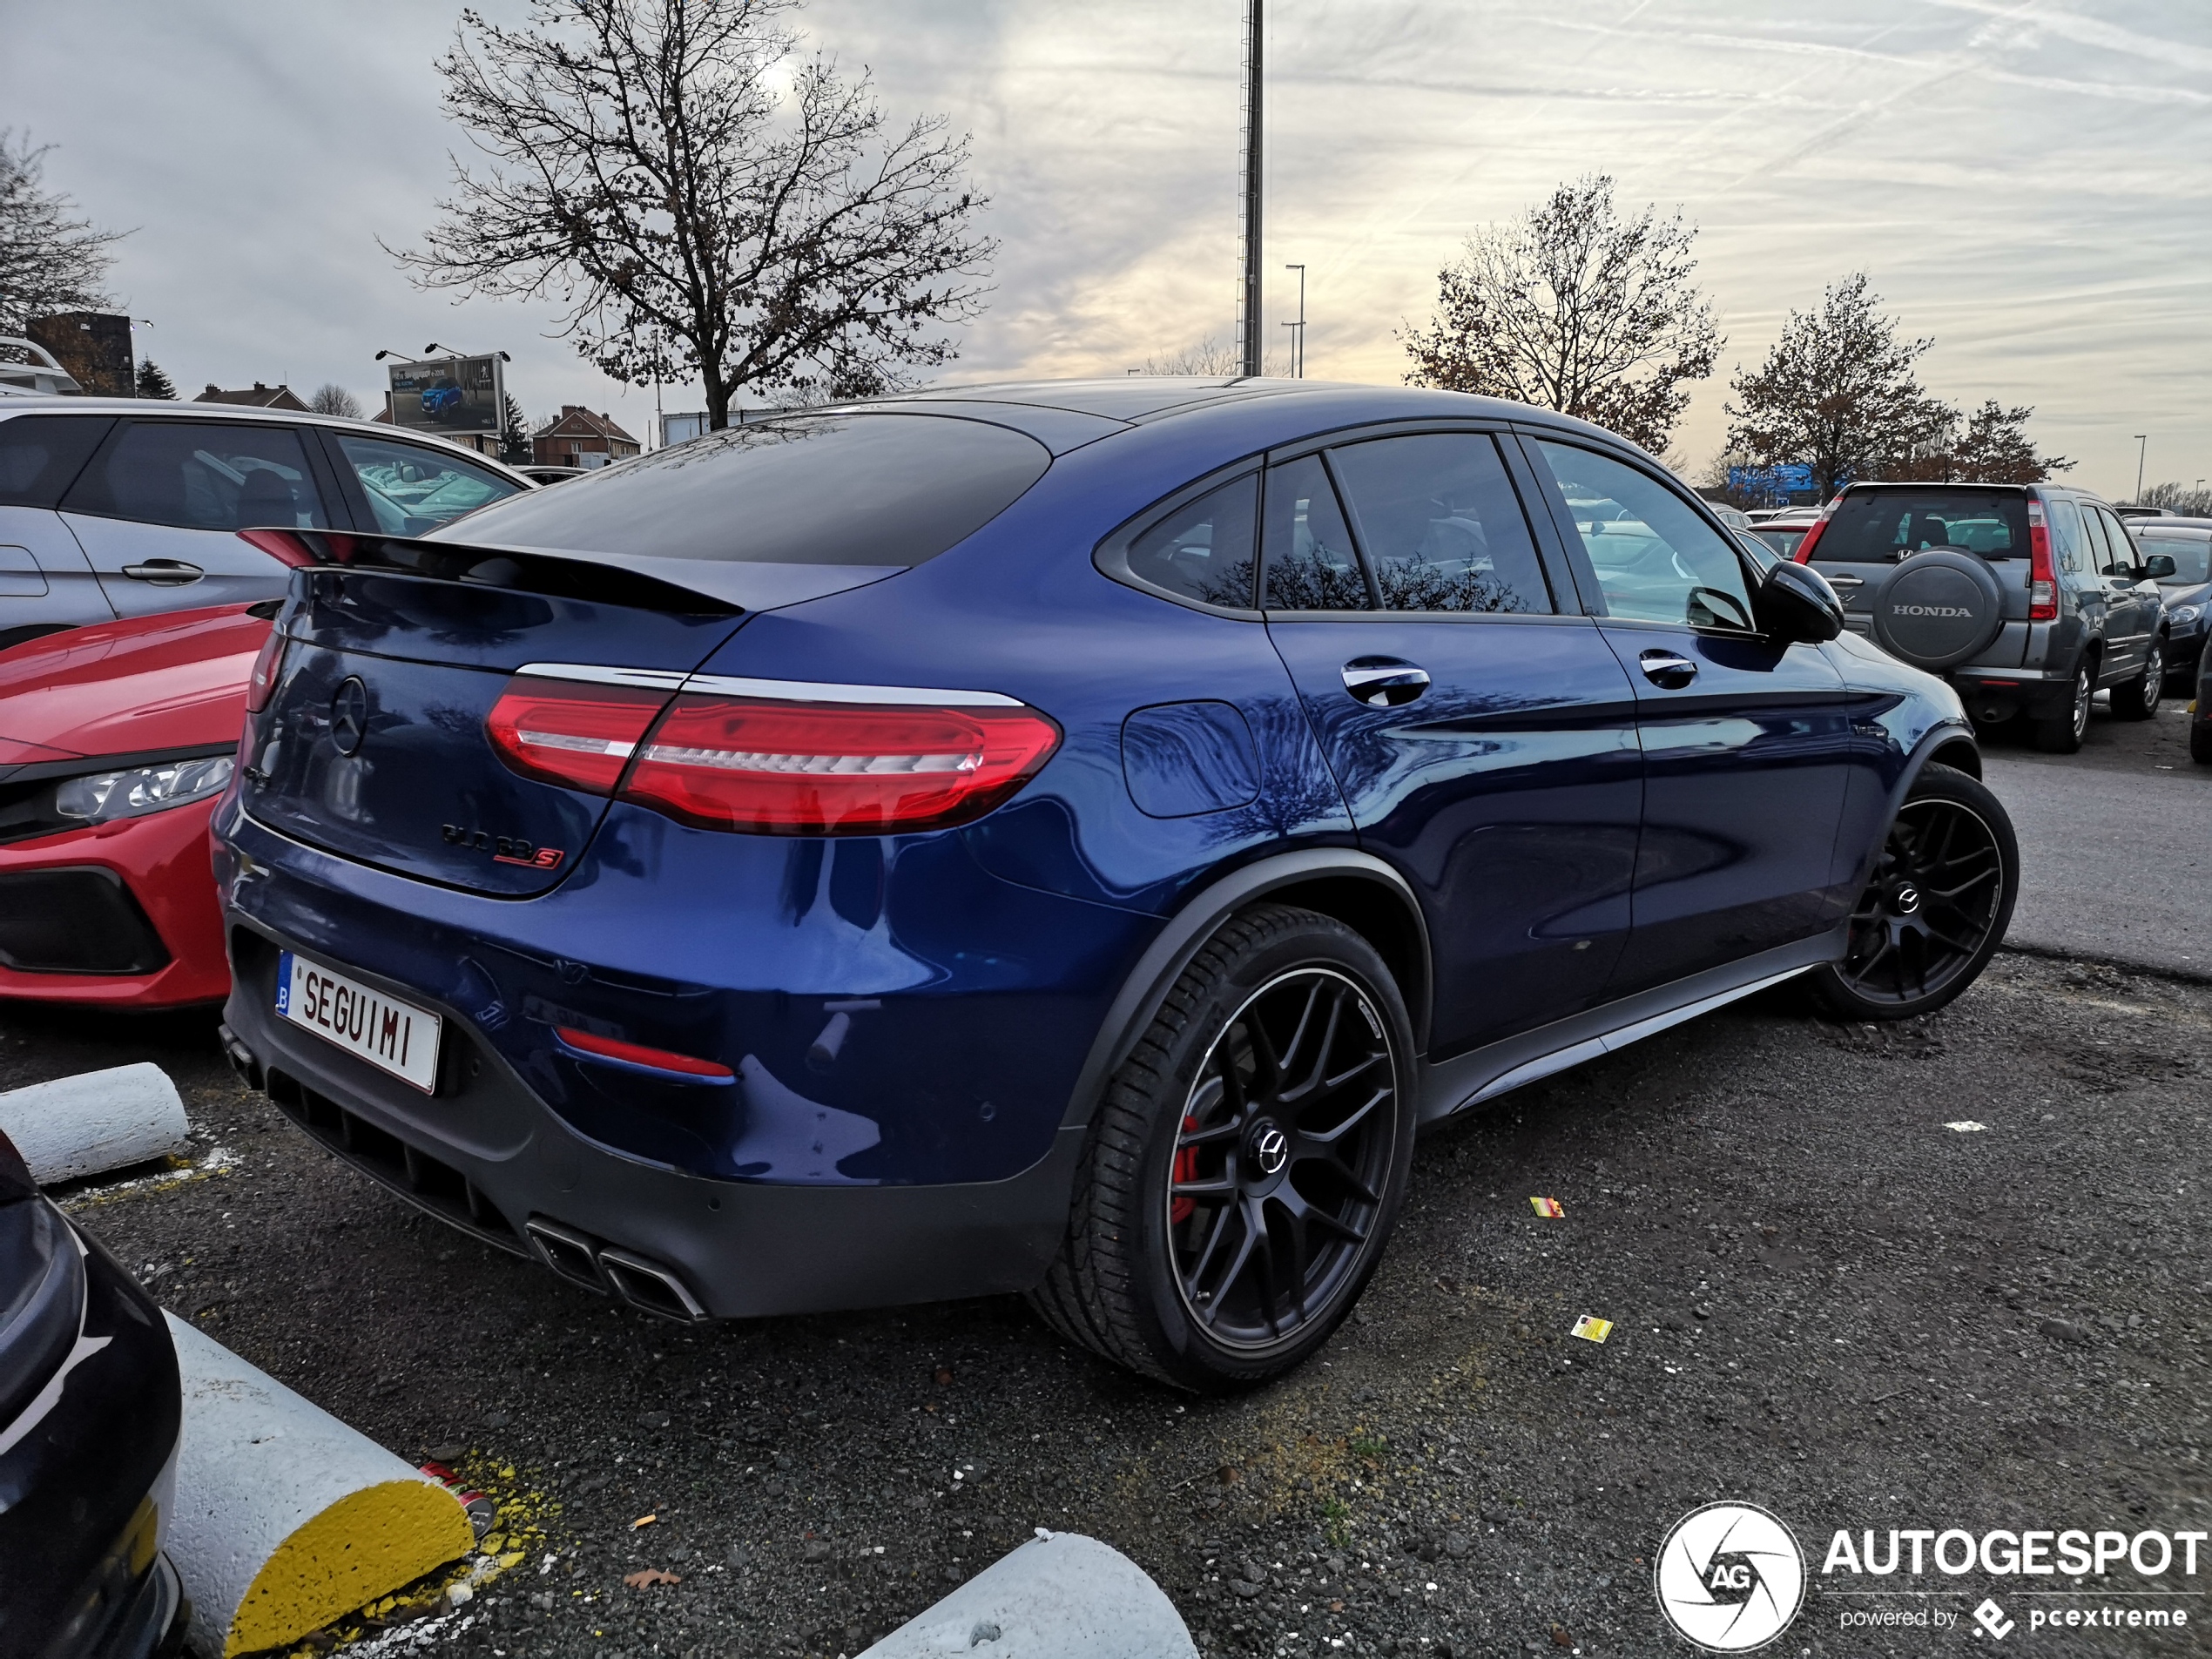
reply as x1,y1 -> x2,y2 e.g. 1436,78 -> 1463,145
6,709 -> 2207,1659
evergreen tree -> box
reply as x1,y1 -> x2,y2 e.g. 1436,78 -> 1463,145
134,358 -> 178,400
501,395 -> 532,464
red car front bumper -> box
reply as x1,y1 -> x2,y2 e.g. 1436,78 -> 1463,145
0,799 -> 228,1008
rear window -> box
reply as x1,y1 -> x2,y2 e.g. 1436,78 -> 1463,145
434,413 -> 1051,567
1748,524 -> 1813,559
0,415 -> 113,508
1821,490 -> 2029,562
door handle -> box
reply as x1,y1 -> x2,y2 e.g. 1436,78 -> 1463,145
121,559 -> 205,584
1824,574 -> 1865,588
1341,658 -> 1432,707
1639,648 -> 1698,689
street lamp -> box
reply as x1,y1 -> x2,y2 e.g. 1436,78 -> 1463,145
2133,433 -> 2148,504
1282,263 -> 1306,378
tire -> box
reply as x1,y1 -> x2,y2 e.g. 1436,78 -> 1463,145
2032,658 -> 2092,753
2111,639 -> 2164,720
1805,762 -> 2019,1022
2192,720 -> 2212,765
1029,903 -> 1416,1393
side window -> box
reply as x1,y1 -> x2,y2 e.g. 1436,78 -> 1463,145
1531,440 -> 1756,631
1123,474 -> 1258,608
2094,509 -> 2138,576
2048,498 -> 2091,577
0,415 -> 114,508
62,421 -> 329,531
1261,455 -> 1369,610
331,435 -> 523,534
1327,433 -> 1554,614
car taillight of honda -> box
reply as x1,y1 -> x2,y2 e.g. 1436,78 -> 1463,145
484,675 -> 1062,835
2026,498 -> 2059,622
1792,492 -> 1843,563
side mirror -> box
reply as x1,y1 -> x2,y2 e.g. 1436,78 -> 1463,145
1757,558 -> 1844,644
2144,553 -> 2176,580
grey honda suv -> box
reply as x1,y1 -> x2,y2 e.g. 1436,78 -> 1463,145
1799,481 -> 2173,753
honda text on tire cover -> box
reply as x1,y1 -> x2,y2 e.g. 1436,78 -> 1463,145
211,379 -> 2019,1391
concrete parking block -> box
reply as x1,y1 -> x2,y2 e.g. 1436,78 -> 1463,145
162,1313 -> 475,1658
859,1531 -> 1197,1659
0,1062 -> 191,1184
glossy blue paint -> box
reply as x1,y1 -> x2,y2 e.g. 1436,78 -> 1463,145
1120,701 -> 1262,818
214,379 -> 1977,1313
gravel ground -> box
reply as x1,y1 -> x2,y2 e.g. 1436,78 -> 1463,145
7,946 -> 2207,1659
4,717 -> 2207,1659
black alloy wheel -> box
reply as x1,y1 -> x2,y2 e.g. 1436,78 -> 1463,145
1807,763 -> 2019,1022
1165,968 -> 1397,1348
1030,904 -> 1415,1391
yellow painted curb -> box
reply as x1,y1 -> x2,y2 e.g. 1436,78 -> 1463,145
225,1479 -> 473,1656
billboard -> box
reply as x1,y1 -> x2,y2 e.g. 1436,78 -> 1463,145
386,354 -> 504,437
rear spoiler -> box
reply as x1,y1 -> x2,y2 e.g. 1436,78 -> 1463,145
236,528 -> 742,617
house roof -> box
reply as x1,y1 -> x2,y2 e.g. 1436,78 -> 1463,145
195,381 -> 310,412
538,404 -> 638,444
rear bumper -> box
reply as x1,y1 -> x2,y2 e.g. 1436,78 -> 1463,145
219,962 -> 1087,1320
1947,664 -> 2076,720
0,803 -> 229,1008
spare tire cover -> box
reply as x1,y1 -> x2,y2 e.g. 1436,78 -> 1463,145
1869,550 -> 2005,670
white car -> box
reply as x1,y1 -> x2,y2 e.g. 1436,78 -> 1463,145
0,398 -> 533,649
0,339 -> 84,397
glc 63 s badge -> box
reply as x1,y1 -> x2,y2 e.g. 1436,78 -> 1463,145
440,824 -> 565,869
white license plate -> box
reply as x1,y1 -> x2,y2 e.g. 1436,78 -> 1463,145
276,951 -> 442,1093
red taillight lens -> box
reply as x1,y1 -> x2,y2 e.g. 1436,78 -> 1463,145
556,1026 -> 734,1081
1792,495 -> 1841,563
2027,499 -> 2058,622
486,677 -> 671,794
619,695 -> 1062,835
246,629 -> 288,713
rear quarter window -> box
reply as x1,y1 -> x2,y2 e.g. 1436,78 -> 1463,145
1823,491 -> 2029,562
0,415 -> 115,508
433,413 -> 1052,567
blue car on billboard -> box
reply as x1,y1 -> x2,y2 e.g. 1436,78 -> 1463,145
212,378 -> 2020,1390
419,381 -> 466,419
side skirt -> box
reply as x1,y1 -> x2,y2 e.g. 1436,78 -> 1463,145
1417,925 -> 1847,1123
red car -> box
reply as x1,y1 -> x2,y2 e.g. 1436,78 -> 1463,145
0,603 -> 267,1008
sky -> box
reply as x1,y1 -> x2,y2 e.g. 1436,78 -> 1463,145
5,0 -> 2208,498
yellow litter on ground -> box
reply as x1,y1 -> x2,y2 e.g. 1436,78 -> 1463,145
1570,1315 -> 1613,1343
1529,1197 -> 1564,1217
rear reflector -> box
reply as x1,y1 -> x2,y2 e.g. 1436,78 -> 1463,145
246,628 -> 288,713
486,678 -> 672,794
620,694 -> 1062,835
555,1027 -> 735,1081
1792,494 -> 1841,563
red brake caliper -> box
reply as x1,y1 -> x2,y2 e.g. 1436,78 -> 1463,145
1170,1114 -> 1198,1224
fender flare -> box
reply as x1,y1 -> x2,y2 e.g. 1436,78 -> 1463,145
1056,848 -> 1431,1133
1888,715 -> 1982,819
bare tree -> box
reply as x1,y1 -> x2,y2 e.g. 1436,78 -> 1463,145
0,132 -> 125,334
309,382 -> 365,421
392,0 -> 995,428
1725,274 -> 1956,501
2140,480 -> 2212,516
1400,175 -> 1720,453
1138,334 -> 1285,376
1943,399 -> 2069,484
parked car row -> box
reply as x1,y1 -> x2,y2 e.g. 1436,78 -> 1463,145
1784,482 -> 2197,754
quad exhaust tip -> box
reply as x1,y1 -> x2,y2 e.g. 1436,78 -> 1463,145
524,1217 -> 706,1322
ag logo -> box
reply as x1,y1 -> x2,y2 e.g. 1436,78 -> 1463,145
1655,1501 -> 1805,1651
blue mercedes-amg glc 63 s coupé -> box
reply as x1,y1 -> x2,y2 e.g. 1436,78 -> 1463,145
212,378 -> 2019,1390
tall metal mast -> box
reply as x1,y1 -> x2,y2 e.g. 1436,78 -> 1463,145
1238,0 -> 1264,377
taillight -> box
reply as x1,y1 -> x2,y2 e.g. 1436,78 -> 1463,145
619,694 -> 1062,835
485,678 -> 671,794
2027,498 -> 2058,622
246,629 -> 288,713
1793,493 -> 1842,563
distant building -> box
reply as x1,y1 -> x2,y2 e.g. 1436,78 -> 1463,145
659,410 -> 710,447
195,381 -> 310,412
27,312 -> 134,396
535,406 -> 641,469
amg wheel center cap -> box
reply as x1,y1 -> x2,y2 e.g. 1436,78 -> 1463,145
1893,882 -> 1922,914
1251,1123 -> 1290,1177
329,677 -> 369,756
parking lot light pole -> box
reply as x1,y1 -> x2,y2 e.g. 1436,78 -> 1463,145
1283,262 -> 1305,377
2134,434 -> 2148,503
1238,0 -> 1263,377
